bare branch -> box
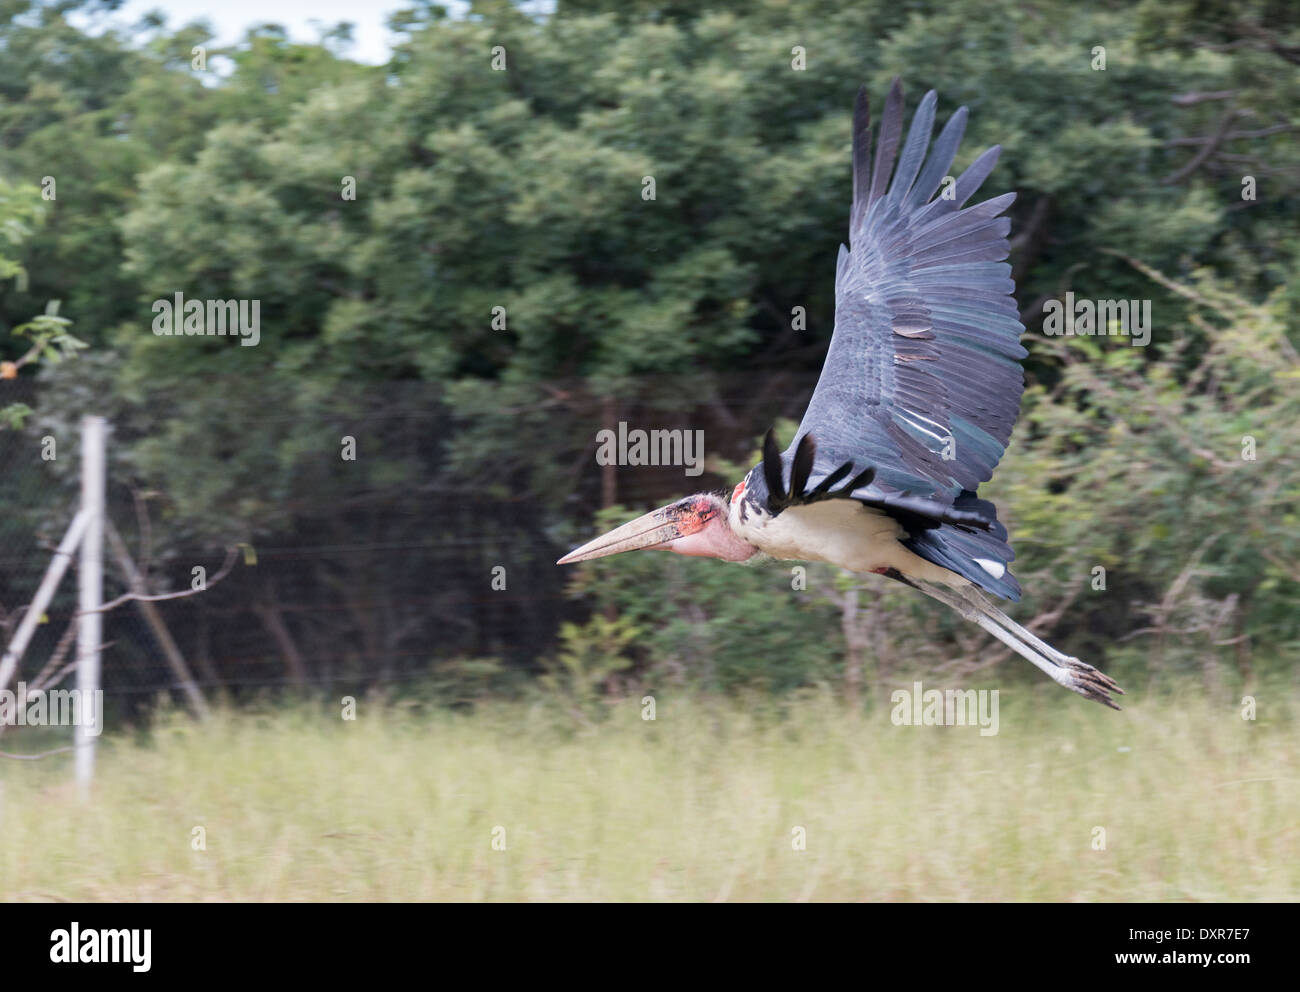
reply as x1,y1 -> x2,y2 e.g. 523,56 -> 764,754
0,745 -> 76,761
1170,90 -> 1236,106
29,616 -> 79,693
89,546 -> 239,615
1164,107 -> 1243,184
1163,123 -> 1299,146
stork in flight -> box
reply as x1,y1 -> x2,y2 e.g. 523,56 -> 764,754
559,80 -> 1123,709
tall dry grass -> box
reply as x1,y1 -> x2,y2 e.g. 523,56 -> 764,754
0,683 -> 1294,901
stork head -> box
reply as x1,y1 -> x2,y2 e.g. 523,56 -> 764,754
557,492 -> 758,565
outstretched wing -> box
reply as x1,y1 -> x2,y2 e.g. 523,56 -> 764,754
791,78 -> 1026,507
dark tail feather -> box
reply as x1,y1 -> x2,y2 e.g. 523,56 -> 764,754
901,490 -> 1021,600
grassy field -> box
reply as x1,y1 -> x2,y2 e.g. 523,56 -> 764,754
0,683 -> 1296,901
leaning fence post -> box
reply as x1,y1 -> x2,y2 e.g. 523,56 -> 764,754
0,510 -> 87,696
104,521 -> 210,719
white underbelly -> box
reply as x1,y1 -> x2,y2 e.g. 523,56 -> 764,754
738,500 -> 964,585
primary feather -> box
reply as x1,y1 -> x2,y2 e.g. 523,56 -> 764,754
792,77 -> 1026,507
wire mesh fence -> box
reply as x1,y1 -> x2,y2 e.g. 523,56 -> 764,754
1,374 -> 819,722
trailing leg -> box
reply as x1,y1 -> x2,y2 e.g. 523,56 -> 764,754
886,571 -> 1124,709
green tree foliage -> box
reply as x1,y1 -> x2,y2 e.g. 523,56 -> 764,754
0,177 -> 83,428
0,0 -> 1295,698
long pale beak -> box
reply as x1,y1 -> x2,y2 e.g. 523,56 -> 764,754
557,503 -> 686,565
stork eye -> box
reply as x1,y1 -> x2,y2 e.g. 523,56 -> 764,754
663,497 -> 703,522
692,497 -> 718,521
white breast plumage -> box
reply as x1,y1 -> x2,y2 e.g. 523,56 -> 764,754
731,497 -> 964,585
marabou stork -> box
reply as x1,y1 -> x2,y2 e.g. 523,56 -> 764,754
558,80 -> 1124,708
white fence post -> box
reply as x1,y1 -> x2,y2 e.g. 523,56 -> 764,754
75,415 -> 105,794
0,510 -> 87,695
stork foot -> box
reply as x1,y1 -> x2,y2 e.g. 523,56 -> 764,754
1059,657 -> 1125,710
